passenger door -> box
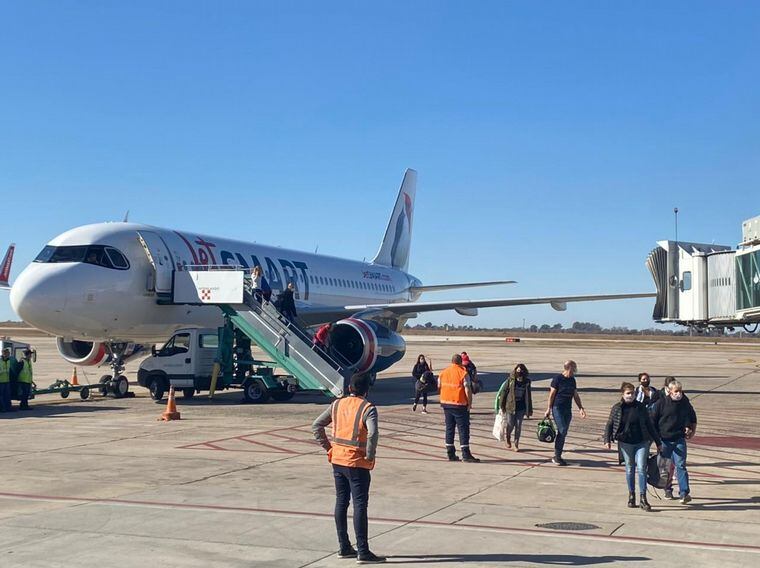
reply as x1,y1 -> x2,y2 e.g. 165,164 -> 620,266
137,231 -> 175,295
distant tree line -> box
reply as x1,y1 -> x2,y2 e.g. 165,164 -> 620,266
404,321 -> 736,337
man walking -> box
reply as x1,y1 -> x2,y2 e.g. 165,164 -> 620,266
312,375 -> 385,564
651,379 -> 697,504
544,360 -> 587,466
438,354 -> 480,463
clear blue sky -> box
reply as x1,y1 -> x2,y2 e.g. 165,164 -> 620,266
1,1 -> 758,330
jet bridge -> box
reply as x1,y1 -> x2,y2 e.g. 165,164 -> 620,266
647,214 -> 760,329
172,268 -> 348,398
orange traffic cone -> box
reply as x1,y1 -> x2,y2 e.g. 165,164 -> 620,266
159,386 -> 181,421
71,367 -> 79,386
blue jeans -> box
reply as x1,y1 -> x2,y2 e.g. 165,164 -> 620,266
333,464 -> 371,554
0,382 -> 11,412
18,382 -> 31,408
619,441 -> 649,493
552,404 -> 572,458
661,438 -> 689,497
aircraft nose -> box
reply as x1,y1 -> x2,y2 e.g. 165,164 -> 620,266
10,265 -> 67,327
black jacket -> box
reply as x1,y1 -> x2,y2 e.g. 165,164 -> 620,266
651,394 -> 697,442
604,400 -> 661,445
277,289 -> 297,315
412,361 -> 430,380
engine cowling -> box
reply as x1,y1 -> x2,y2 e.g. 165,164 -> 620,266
329,318 -> 406,375
56,338 -> 143,366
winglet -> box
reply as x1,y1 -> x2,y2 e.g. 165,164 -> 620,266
371,169 -> 417,272
0,243 -> 16,289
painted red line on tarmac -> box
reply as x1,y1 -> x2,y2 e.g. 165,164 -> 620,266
1,491 -> 759,554
236,437 -> 302,454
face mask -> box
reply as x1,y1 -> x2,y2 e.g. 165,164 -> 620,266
671,392 -> 683,401
622,393 -> 634,403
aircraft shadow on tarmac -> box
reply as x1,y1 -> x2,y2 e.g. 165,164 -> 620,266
385,554 -> 649,565
0,404 -> 127,419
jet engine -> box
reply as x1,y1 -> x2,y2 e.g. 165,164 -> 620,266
56,338 -> 143,367
329,318 -> 406,375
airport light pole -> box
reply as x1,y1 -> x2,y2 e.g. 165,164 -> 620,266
674,207 -> 679,243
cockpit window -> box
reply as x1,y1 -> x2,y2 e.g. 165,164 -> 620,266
105,247 -> 129,269
34,245 -> 130,270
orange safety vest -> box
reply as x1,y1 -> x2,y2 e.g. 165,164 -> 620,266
438,364 -> 469,406
329,395 -> 375,470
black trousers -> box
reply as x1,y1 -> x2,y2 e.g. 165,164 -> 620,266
18,383 -> 31,408
443,405 -> 471,448
333,464 -> 371,554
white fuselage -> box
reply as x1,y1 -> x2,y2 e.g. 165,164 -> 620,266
10,223 -> 423,343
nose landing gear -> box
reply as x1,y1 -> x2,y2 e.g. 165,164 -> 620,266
98,343 -> 134,398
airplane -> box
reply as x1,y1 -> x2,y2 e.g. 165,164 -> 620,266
5,169 -> 654,395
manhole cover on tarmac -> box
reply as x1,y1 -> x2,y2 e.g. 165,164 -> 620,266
536,522 -> 600,531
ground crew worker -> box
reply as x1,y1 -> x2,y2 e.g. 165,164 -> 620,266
17,349 -> 34,410
0,348 -> 15,412
312,375 -> 385,564
438,353 -> 480,462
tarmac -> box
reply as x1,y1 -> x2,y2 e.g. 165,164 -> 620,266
1,333 -> 760,567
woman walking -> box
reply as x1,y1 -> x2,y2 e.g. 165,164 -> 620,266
495,364 -> 533,451
604,382 -> 662,511
411,355 -> 432,414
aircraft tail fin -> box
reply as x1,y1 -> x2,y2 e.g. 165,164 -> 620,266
371,169 -> 417,272
0,243 -> 16,290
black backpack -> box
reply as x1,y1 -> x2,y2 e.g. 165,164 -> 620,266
647,453 -> 672,489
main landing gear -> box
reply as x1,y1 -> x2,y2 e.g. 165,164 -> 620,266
98,343 -> 133,398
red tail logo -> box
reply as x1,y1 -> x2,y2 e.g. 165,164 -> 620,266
0,244 -> 14,284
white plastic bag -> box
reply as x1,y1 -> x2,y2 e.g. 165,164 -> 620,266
492,412 -> 506,441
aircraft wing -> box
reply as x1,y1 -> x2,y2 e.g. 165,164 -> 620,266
298,292 -> 655,325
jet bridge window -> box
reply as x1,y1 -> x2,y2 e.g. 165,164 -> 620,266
34,245 -> 129,270
681,272 -> 692,291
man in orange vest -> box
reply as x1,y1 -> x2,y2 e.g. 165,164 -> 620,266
438,353 -> 480,462
312,374 -> 385,564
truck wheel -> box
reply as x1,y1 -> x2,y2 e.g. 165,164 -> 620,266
113,375 -> 129,399
182,388 -> 195,399
243,378 -> 270,403
148,376 -> 165,402
80,386 -> 90,400
271,391 -> 295,402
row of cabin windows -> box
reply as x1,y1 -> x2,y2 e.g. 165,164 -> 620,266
307,274 -> 393,293
256,269 -> 394,293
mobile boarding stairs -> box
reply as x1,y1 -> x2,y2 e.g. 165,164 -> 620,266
171,267 -> 350,399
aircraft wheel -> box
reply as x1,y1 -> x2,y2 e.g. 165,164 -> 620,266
99,375 -> 112,396
243,378 -> 270,404
113,375 -> 129,399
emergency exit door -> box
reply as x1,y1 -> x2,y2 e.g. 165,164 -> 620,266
137,231 -> 174,295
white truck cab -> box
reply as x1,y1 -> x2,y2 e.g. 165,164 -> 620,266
137,328 -> 219,400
